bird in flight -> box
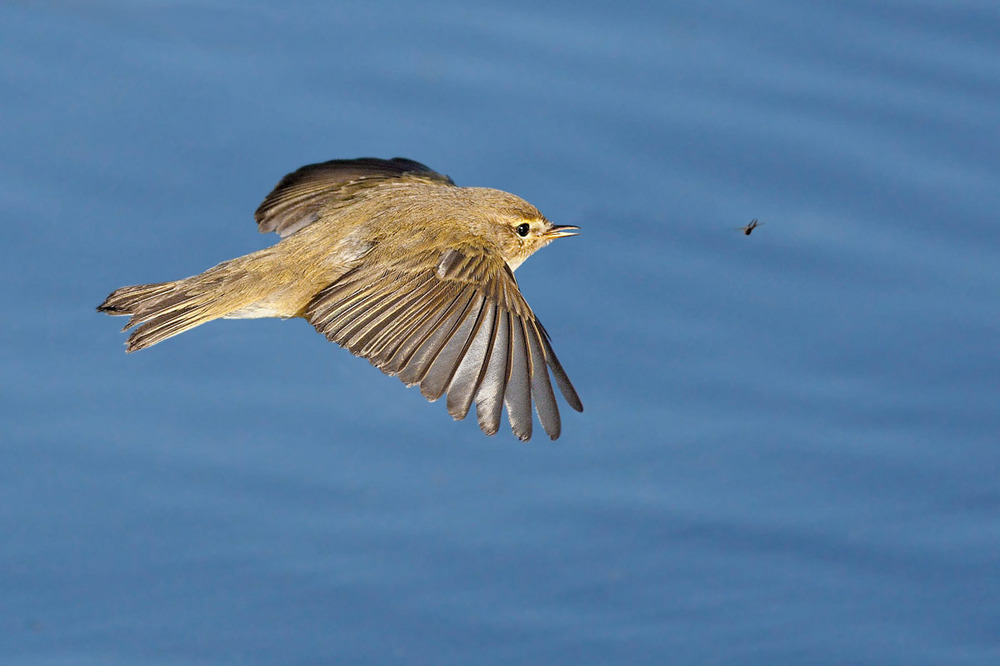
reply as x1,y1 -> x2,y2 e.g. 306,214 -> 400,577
98,157 -> 583,441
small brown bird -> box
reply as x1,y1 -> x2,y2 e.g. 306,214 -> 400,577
98,157 -> 583,441
739,218 -> 763,235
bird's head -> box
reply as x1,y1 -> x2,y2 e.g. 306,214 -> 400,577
477,189 -> 579,271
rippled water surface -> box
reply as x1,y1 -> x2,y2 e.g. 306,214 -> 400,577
2,1 -> 999,664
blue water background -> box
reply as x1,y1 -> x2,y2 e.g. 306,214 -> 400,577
2,1 -> 998,664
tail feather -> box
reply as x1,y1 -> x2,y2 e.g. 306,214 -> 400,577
97,283 -> 174,316
98,277 -> 242,352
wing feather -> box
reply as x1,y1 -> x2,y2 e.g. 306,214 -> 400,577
475,309 -> 510,436
368,282 -> 459,370
504,317 -> 533,441
420,294 -> 487,401
536,322 -> 584,413
349,277 -> 439,355
304,245 -> 581,440
397,292 -> 476,387
339,274 -> 433,350
447,302 -> 497,421
256,157 -> 454,237
526,322 -> 561,439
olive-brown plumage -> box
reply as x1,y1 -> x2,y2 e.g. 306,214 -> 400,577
98,157 -> 582,441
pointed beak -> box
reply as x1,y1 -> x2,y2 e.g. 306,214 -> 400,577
544,224 -> 580,239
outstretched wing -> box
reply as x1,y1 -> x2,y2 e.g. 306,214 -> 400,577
304,246 -> 583,441
255,157 -> 454,238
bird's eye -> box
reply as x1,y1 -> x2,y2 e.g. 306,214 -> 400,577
516,223 -> 530,237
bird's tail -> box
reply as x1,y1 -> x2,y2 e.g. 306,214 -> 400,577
98,260 -> 261,352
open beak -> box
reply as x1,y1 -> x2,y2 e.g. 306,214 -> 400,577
544,224 -> 580,239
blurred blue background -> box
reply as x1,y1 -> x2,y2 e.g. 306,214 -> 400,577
2,1 -> 999,664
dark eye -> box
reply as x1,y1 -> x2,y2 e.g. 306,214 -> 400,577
516,223 -> 530,237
